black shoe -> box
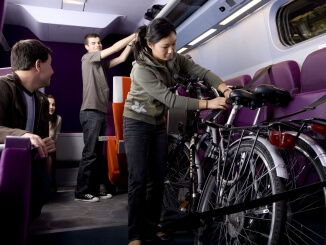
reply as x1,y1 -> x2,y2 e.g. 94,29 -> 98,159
75,193 -> 99,202
96,191 -> 113,200
156,233 -> 170,241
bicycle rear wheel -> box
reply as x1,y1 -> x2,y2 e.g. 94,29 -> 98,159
280,137 -> 326,244
195,139 -> 286,245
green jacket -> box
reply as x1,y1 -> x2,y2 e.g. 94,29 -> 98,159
123,52 -> 224,125
0,73 -> 50,143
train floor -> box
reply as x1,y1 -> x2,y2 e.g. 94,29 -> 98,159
27,187 -> 195,245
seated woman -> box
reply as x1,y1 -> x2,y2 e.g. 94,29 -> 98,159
47,94 -> 62,191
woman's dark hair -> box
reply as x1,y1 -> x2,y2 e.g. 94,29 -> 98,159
133,18 -> 176,63
47,94 -> 58,129
11,39 -> 52,71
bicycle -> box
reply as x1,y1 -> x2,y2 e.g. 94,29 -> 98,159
164,79 -> 292,243
164,77 -> 326,244
164,79 -> 287,212
262,119 -> 326,244
164,75 -> 227,211
194,86 -> 326,244
243,86 -> 326,244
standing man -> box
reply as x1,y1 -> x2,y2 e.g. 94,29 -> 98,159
75,33 -> 136,202
0,39 -> 56,223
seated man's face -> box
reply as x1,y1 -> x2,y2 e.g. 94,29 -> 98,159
38,54 -> 54,88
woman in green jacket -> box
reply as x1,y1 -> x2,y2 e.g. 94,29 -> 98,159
123,18 -> 231,245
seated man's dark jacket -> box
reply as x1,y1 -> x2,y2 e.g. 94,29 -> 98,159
0,72 -> 50,144
0,72 -> 52,225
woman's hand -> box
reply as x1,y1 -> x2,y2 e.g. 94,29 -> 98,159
218,84 -> 231,99
205,97 -> 230,110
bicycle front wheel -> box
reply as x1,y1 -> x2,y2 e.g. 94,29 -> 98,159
195,139 -> 286,245
163,134 -> 191,209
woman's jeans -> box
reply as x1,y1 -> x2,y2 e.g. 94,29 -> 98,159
123,117 -> 167,241
76,109 -> 107,196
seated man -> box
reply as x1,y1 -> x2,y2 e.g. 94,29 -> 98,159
0,39 -> 56,223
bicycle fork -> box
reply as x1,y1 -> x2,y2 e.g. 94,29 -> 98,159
189,136 -> 199,212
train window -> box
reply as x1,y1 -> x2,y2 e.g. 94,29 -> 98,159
277,0 -> 326,46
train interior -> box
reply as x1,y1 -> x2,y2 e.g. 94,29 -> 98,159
1,0 -> 326,244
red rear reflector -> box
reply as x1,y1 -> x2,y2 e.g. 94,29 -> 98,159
311,124 -> 326,135
269,130 -> 296,150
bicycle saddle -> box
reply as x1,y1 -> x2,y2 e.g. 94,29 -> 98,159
227,89 -> 261,109
253,84 -> 291,107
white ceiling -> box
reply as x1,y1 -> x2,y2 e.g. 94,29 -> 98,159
2,0 -> 272,51
3,0 -> 168,44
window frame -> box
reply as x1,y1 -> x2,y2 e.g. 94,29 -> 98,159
277,0 -> 326,46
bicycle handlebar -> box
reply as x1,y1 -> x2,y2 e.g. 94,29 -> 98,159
170,73 -> 293,127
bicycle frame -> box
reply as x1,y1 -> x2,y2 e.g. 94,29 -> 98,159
190,104 -> 290,198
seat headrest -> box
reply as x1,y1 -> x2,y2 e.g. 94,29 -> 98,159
270,60 -> 300,95
224,74 -> 251,87
300,48 -> 326,93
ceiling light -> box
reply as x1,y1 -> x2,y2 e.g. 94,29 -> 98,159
63,0 -> 85,5
188,29 -> 217,46
177,47 -> 188,53
219,0 -> 262,25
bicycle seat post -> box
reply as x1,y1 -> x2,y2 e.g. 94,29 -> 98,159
226,104 -> 241,126
252,107 -> 262,126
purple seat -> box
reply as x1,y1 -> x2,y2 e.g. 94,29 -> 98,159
250,60 -> 299,92
0,67 -> 12,76
0,137 -> 32,245
232,67 -> 277,126
270,60 -> 301,96
274,91 -> 326,120
274,49 -> 326,120
224,74 -> 253,126
300,48 -> 326,93
240,61 -> 300,125
225,74 -> 252,87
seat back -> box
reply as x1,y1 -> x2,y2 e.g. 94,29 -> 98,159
0,137 -> 32,245
262,60 -> 301,121
300,48 -> 326,93
248,66 -> 273,89
269,60 -> 301,96
274,50 -> 326,120
224,74 -> 252,126
0,67 -> 12,76
225,74 -> 252,88
112,76 -> 131,152
107,76 -> 131,186
239,61 -> 300,125
227,71 -> 274,127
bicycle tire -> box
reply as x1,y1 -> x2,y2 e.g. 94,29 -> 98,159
163,134 -> 213,211
163,134 -> 192,209
195,139 -> 286,245
279,137 -> 326,244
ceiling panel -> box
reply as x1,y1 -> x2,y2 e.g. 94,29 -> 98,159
3,0 -> 257,48
3,0 -> 168,43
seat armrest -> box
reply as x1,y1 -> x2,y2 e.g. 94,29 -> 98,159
5,136 -> 31,149
98,136 -> 110,141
